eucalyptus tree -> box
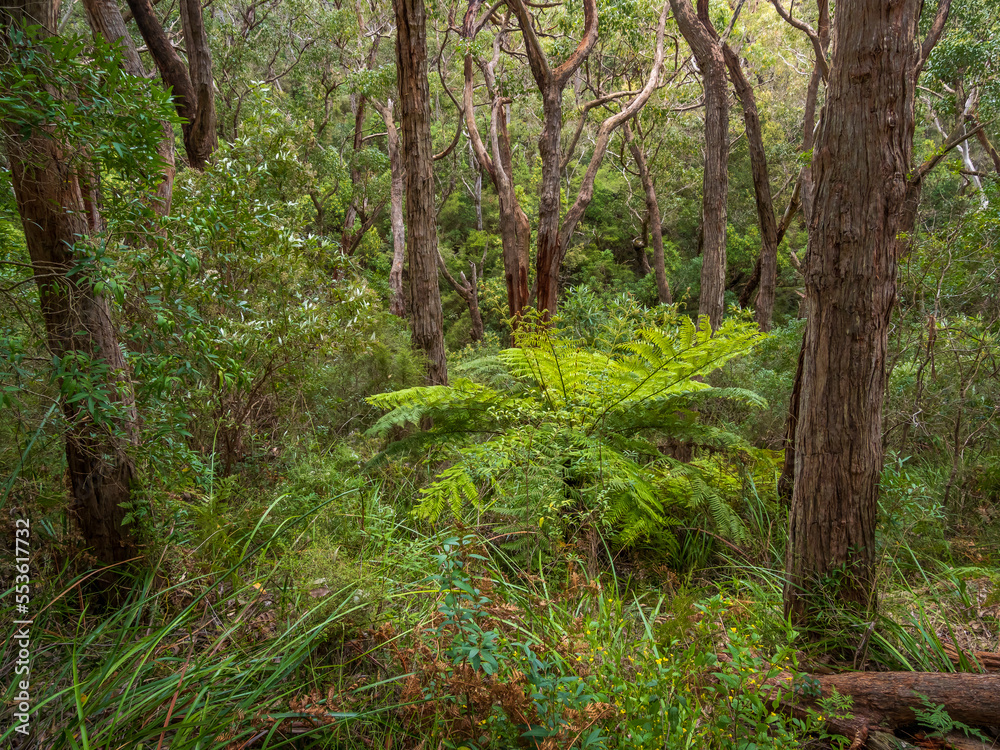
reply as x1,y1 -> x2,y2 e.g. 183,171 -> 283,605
669,0 -> 728,330
783,0 -> 952,627
624,119 -> 672,304
394,0 -> 447,384
461,5 -> 532,322
2,0 -> 174,571
125,0 -> 218,169
461,0 -> 670,320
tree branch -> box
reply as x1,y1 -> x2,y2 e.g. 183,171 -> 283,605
768,0 -> 829,81
917,0 -> 951,76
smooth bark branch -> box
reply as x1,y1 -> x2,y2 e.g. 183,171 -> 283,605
462,9 -> 530,321
507,0 -> 598,318
432,58 -> 464,161
394,0 -> 448,385
341,95 -> 369,255
897,121 -> 984,252
437,247 -> 487,341
917,0 -> 952,75
768,0 -> 829,82
972,121 -> 1000,174
561,89 -> 640,171
671,0 -> 728,330
556,2 -> 669,260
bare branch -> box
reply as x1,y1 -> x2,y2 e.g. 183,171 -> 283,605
768,0 -> 829,82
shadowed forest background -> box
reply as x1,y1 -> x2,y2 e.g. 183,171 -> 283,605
2,0 -> 1000,747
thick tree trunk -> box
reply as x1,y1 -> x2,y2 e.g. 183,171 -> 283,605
625,121 -> 671,304
394,0 -> 447,384
671,0 -> 728,330
783,0 -> 926,627
722,43 -> 779,331
82,0 -> 175,215
4,1 -> 139,569
374,100 -> 407,318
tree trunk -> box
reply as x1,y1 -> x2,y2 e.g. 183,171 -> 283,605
461,34 -> 530,323
783,0 -> 928,628
807,671 -> 1000,734
374,100 -> 407,318
437,251 -> 486,343
473,163 -> 483,231
177,0 -> 217,168
737,175 -> 800,309
507,0 -> 598,320
394,0 -> 447,385
4,0 -> 139,570
671,0 -> 728,330
342,95 -> 368,253
465,266 -> 484,342
82,0 -> 175,215
124,0 -> 216,170
761,670 -> 1000,748
972,120 -> 1000,174
722,43 -> 779,331
625,121 -> 671,304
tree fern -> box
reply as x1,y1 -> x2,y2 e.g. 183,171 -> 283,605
366,314 -> 772,559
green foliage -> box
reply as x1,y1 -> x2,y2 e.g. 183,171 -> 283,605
368,312 -> 770,557
914,695 -> 991,741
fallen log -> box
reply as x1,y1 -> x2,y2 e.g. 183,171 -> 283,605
772,672 -> 1000,748
942,644 -> 1000,672
814,672 -> 1000,728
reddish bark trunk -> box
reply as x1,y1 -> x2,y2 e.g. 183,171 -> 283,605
507,0 -> 598,320
462,45 -> 530,322
784,0 -> 930,627
82,0 -> 175,214
394,0 -> 447,384
4,0 -> 139,570
556,3 -> 669,263
737,175 -> 800,309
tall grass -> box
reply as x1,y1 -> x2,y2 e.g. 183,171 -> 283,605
0,488 -> 441,750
